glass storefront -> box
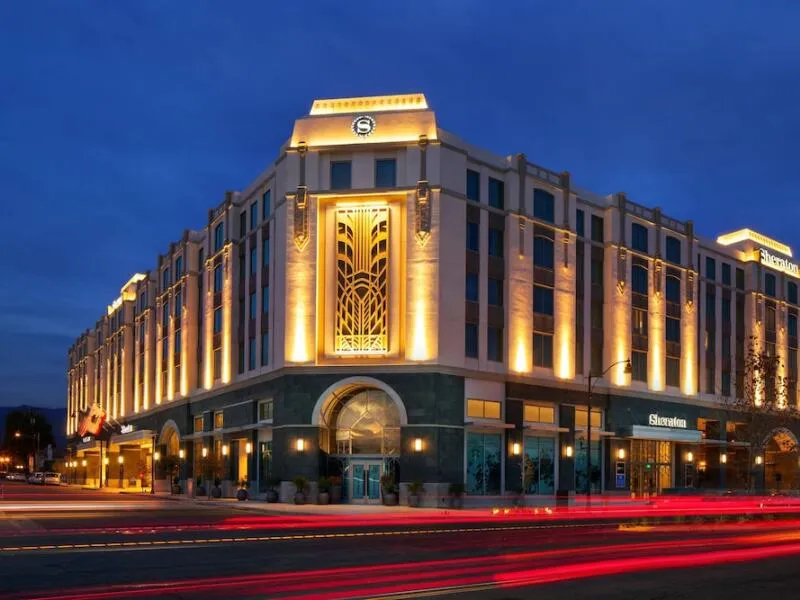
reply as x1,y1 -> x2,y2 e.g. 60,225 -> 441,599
575,439 -> 601,494
630,440 -> 672,495
466,432 -> 501,495
523,437 -> 555,494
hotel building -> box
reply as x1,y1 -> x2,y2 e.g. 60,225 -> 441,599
67,94 -> 800,502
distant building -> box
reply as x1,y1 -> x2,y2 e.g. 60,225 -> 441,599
67,94 -> 800,501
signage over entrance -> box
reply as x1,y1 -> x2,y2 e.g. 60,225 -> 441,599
760,248 -> 800,278
120,424 -> 135,434
648,413 -> 687,429
351,115 -> 376,137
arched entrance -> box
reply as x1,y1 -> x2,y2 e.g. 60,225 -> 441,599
765,428 -> 798,491
314,379 -> 406,504
159,420 -> 181,457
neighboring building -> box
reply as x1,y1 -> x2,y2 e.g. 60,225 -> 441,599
67,94 -> 800,502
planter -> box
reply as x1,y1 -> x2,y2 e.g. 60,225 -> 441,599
294,492 -> 306,505
331,485 -> 342,504
211,486 -> 222,499
408,493 -> 421,508
236,488 -> 249,502
383,492 -> 398,506
265,489 -> 279,503
449,495 -> 463,509
318,491 -> 330,505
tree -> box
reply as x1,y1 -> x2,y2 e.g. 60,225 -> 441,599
3,409 -> 56,467
723,337 -> 800,490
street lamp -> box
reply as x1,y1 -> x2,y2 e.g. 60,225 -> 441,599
586,358 -> 632,507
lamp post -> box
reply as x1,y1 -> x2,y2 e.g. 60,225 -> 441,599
586,358 -> 632,508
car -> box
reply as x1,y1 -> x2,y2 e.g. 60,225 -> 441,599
44,472 -> 62,485
6,472 -> 27,482
27,472 -> 44,484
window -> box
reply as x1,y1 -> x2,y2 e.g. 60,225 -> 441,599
666,317 -> 681,343
465,323 -> 478,358
239,212 -> 246,238
249,291 -> 256,320
238,253 -> 245,280
174,330 -> 181,352
214,222 -> 224,252
375,159 -> 396,188
533,189 -> 555,222
467,399 -> 502,420
736,267 -> 745,290
721,371 -> 731,396
488,177 -> 504,209
466,169 -> 480,202
533,236 -> 554,269
487,277 -> 503,306
175,256 -> 184,278
161,302 -> 169,330
665,236 -> 681,264
523,436 -> 555,495
258,399 -> 274,422
533,286 -> 554,315
631,223 -> 649,253
631,351 -> 647,382
139,322 -> 145,342
213,307 -> 222,333
575,408 -> 602,428
765,273 -> 776,297
576,209 -> 585,237
261,332 -> 269,366
214,411 -> 223,430
487,326 -> 503,362
591,258 -> 603,286
330,161 -> 352,190
466,432 -> 501,495
465,273 -> 479,302
666,275 -> 680,303
789,314 -> 798,339
250,247 -> 257,275
194,416 -> 204,433
249,203 -> 258,230
161,340 -> 168,362
262,189 -> 271,220
174,291 -> 182,316
262,286 -> 269,314
466,221 -> 479,252
789,282 -> 798,304
632,265 -> 648,295
213,265 -> 222,293
262,237 -> 270,267
162,268 -> 171,291
722,263 -> 731,285
591,215 -> 604,243
524,405 -> 555,424
666,356 -> 680,387
488,228 -> 503,257
632,308 -> 648,337
705,256 -> 716,280
766,305 -> 777,333
533,333 -> 553,368
237,341 -> 244,374
139,292 -> 147,313
248,337 -> 256,370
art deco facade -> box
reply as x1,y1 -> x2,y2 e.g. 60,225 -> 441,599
67,94 -> 800,501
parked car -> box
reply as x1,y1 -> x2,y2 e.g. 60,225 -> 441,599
27,472 -> 44,484
44,472 -> 62,485
6,472 -> 27,482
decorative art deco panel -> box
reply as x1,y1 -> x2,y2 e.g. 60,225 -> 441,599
334,206 -> 389,354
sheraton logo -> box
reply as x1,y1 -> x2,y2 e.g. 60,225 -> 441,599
351,115 -> 376,137
648,413 -> 687,429
760,248 -> 799,278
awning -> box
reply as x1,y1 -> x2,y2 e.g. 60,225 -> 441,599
575,426 -> 616,438
465,421 -> 515,433
524,424 -> 569,434
110,429 -> 154,448
623,425 -> 703,443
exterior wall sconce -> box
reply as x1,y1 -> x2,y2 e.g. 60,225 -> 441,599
222,444 -> 229,457
414,438 -> 423,452
511,442 -> 521,456
564,445 -> 574,458
245,442 -> 252,455
103,457 -> 109,466
296,439 -> 306,452
616,448 -> 626,460
686,451 -> 694,463
153,451 -> 160,462
179,449 -> 185,459
755,455 -> 763,466
201,447 -> 208,458
720,454 -> 727,464
117,456 -> 124,465
81,459 -> 87,467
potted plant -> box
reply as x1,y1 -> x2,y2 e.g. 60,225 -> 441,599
408,480 -> 424,507
329,475 -> 343,504
211,476 -> 223,498
381,473 -> 398,506
171,474 -> 182,495
236,479 -> 249,501
318,476 -> 331,505
293,476 -> 308,504
196,476 -> 206,497
448,482 -> 465,509
162,455 -> 181,494
264,478 -> 280,503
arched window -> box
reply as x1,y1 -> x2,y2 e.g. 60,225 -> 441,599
322,389 -> 401,455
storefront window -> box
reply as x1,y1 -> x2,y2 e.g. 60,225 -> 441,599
466,432 -> 501,495
467,399 -> 502,420
523,405 -> 555,424
523,437 -> 555,494
258,441 -> 272,492
575,407 -> 602,428
575,439 -> 601,493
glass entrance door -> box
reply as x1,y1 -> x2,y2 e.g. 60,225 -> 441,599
350,461 -> 382,503
630,440 -> 673,497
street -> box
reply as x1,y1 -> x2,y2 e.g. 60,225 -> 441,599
2,484 -> 800,599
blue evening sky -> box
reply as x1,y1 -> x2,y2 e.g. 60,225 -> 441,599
1,1 -> 799,408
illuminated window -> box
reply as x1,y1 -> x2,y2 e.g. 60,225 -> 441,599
488,177 -> 504,209
258,399 -> 274,422
214,411 -> 224,430
466,169 -> 480,202
524,404 -> 555,424
632,308 -> 648,337
375,159 -> 396,188
467,399 -> 502,420
330,161 -> 351,190
533,189 -> 555,223
533,333 -> 553,368
631,223 -> 648,253
575,407 -> 602,428
194,416 -> 204,433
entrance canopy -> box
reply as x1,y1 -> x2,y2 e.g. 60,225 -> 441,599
623,425 -> 703,443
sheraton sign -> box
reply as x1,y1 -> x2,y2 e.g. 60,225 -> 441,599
648,413 -> 688,429
760,248 -> 800,278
